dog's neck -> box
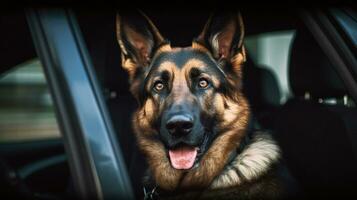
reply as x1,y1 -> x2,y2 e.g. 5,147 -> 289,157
210,131 -> 281,189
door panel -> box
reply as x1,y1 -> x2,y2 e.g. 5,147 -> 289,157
0,11 -> 71,199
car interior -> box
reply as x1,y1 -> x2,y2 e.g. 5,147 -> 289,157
0,10 -> 71,199
0,7 -> 356,199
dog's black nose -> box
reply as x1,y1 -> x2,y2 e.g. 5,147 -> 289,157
166,115 -> 193,136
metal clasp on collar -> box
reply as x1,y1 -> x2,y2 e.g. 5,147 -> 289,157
143,186 -> 158,200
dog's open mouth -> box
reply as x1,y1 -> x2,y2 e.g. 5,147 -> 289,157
168,145 -> 199,170
167,133 -> 210,170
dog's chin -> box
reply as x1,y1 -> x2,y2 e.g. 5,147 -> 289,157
166,134 -> 210,170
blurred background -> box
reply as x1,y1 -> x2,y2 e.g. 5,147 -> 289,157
0,59 -> 60,143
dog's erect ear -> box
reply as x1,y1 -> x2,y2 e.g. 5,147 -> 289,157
194,12 -> 246,64
116,12 -> 167,80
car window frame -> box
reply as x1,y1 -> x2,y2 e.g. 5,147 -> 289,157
300,8 -> 357,161
328,8 -> 357,57
301,9 -> 357,102
26,8 -> 134,200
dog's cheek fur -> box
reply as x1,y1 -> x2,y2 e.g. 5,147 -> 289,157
134,134 -> 184,190
133,98 -> 156,135
132,95 -> 187,191
179,91 -> 250,188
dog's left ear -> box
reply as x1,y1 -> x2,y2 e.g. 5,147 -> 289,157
194,12 -> 246,67
116,12 -> 167,81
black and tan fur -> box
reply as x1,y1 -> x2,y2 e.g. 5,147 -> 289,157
116,11 -> 284,199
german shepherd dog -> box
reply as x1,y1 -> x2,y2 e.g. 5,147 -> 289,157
116,11 -> 284,199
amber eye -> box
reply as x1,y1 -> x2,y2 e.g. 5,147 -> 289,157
154,81 -> 164,91
198,78 -> 209,89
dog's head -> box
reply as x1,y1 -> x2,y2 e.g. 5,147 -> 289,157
116,11 -> 250,190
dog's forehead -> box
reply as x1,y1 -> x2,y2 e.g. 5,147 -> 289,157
151,48 -> 216,70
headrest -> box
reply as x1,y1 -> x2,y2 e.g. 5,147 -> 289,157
243,59 -> 281,110
289,28 -> 347,98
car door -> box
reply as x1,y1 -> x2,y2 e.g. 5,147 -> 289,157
0,7 -> 134,200
0,10 -> 70,199
26,7 -> 134,200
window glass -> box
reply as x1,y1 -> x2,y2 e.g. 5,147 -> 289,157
245,30 -> 296,103
0,59 -> 61,143
331,8 -> 357,46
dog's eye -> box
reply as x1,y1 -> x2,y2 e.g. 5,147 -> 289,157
154,81 -> 164,91
198,78 -> 209,89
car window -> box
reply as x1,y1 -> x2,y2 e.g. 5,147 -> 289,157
330,8 -> 357,47
245,30 -> 296,104
0,10 -> 73,199
0,58 -> 61,143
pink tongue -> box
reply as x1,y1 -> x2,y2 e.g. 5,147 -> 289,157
169,146 -> 197,170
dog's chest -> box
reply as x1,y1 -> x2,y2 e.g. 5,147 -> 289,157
146,170 -> 283,200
